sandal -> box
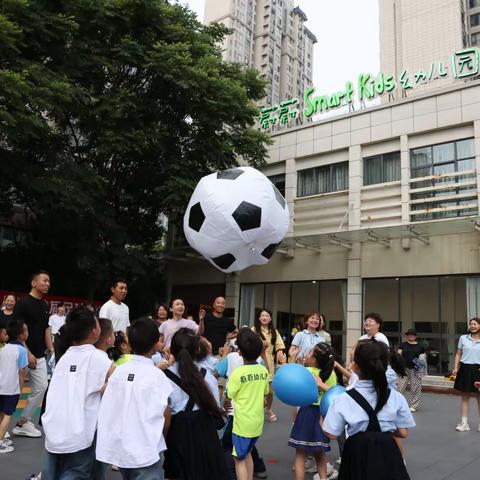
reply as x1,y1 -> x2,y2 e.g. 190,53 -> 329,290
265,410 -> 277,422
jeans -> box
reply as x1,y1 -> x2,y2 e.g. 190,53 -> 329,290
120,459 -> 164,480
22,357 -> 48,423
42,442 -> 95,480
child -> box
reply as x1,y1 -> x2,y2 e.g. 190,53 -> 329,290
152,333 -> 169,367
41,308 -> 112,479
163,328 -> 229,480
196,336 -> 219,376
227,329 -> 269,480
289,343 -> 337,480
96,317 -> 173,478
94,318 -> 115,356
322,340 -> 415,480
109,330 -> 133,366
0,320 -> 28,453
216,328 -> 268,480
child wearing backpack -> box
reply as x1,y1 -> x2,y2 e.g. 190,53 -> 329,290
322,339 -> 415,480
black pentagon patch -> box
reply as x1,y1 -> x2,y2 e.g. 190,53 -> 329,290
272,184 -> 286,209
261,242 -> 280,259
232,201 -> 262,231
217,168 -> 245,180
188,202 -> 205,232
212,253 -> 236,270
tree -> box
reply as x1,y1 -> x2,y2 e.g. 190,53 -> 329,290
0,0 -> 269,302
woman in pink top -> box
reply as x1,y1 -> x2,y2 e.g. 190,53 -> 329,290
159,299 -> 199,348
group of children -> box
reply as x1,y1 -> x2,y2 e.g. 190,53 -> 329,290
0,305 -> 418,480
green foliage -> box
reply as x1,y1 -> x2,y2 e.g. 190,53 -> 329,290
0,0 -> 269,301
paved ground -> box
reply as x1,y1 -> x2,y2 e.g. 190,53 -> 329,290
2,392 -> 480,479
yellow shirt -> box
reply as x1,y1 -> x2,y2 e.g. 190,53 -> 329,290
227,363 -> 269,437
254,327 -> 285,381
307,367 -> 337,405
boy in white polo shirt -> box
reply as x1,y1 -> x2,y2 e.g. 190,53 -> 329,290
96,317 -> 172,479
0,320 -> 28,453
41,308 -> 112,479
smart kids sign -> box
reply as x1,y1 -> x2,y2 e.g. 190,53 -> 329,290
259,48 -> 480,130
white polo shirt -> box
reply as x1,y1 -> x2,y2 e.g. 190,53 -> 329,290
99,299 -> 130,332
0,343 -> 28,395
48,314 -> 66,335
42,344 -> 111,454
96,355 -> 173,468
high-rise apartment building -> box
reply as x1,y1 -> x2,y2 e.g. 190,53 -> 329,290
204,0 -> 316,107
379,0 -> 474,96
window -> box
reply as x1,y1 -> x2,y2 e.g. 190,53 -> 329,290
297,162 -> 349,197
472,32 -> 480,46
410,138 -> 477,220
268,174 -> 285,196
363,151 -> 400,186
470,0 -> 480,8
471,13 -> 480,27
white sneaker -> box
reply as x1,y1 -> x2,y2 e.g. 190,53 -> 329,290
328,470 -> 339,480
305,457 -> 317,473
0,440 -> 14,453
1,438 -> 13,447
4,431 -> 10,439
12,421 -> 42,438
455,422 -> 470,432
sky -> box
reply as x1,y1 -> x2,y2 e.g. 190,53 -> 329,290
181,0 -> 380,95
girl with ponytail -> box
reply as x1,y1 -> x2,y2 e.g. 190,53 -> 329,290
163,328 -> 229,480
322,339 -> 416,480
288,342 -> 337,480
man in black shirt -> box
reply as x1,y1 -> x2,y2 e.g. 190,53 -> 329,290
12,270 -> 52,438
199,297 -> 237,355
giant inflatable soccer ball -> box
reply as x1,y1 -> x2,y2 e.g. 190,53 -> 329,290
183,167 -> 290,272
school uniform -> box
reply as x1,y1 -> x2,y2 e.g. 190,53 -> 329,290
0,343 -> 28,415
96,355 -> 172,478
41,345 -> 111,480
163,363 -> 229,480
288,369 -> 336,452
454,334 -> 480,393
323,380 -> 415,480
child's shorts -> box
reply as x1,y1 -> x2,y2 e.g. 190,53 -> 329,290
232,433 -> 258,460
0,394 -> 19,416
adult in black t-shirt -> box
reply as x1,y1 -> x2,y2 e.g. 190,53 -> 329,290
397,329 -> 426,412
199,297 -> 236,355
12,270 -> 52,437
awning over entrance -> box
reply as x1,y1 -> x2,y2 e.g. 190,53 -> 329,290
280,215 -> 480,252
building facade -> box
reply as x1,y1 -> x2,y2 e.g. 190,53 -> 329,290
168,79 -> 480,375
204,0 -> 316,107
380,0 -> 470,97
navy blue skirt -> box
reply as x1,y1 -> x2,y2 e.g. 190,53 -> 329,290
288,404 -> 330,452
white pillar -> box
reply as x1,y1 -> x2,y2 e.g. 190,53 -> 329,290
345,145 -> 363,354
225,272 -> 240,323
400,134 -> 410,224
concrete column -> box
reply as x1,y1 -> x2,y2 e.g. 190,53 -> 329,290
348,145 -> 362,229
225,272 -> 240,323
345,145 -> 363,356
346,243 -> 363,355
400,134 -> 410,224
474,121 -> 480,212
284,158 -> 297,238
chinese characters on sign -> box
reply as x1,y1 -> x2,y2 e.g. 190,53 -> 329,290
258,48 -> 480,130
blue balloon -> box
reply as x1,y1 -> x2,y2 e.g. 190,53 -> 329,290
319,385 -> 346,417
272,363 -> 318,407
